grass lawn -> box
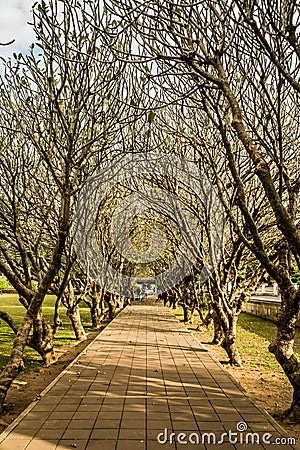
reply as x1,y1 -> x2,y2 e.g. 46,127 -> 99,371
173,306 -> 300,372
237,312 -> 300,370
0,294 -> 94,371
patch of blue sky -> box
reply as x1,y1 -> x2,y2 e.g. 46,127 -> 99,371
0,0 -> 36,60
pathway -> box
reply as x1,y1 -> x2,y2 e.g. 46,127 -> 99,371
0,306 -> 298,449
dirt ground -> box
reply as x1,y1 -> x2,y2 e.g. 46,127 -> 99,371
0,329 -> 102,434
192,327 -> 300,442
0,322 -> 300,443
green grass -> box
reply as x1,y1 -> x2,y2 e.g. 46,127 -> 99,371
236,312 -> 300,371
0,294 -> 94,371
173,306 -> 300,372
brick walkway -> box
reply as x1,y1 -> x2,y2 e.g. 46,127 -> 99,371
0,306 -> 298,450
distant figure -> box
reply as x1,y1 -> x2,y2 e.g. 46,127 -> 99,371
135,286 -> 141,300
141,284 -> 146,301
271,280 -> 278,296
123,286 -> 132,306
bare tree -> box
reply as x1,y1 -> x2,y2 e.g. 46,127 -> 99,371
103,0 -> 300,420
0,0 -> 130,413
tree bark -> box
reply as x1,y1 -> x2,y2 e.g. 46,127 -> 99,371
0,315 -> 32,414
197,308 -> 213,330
90,286 -> 103,329
181,302 -> 195,323
0,311 -> 19,334
67,305 -> 87,341
210,293 -> 242,366
0,191 -> 70,413
269,286 -> 300,422
108,301 -> 117,320
52,296 -> 63,334
212,311 -> 223,345
91,301 -> 101,329
62,281 -> 87,341
221,315 -> 242,366
106,293 -> 117,320
30,311 -> 57,366
0,310 -> 56,366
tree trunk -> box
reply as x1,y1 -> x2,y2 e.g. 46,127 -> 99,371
285,389 -> 300,424
213,304 -> 242,366
0,310 -> 56,367
221,315 -> 242,366
181,303 -> 195,323
67,305 -> 87,341
89,284 -> 103,329
269,286 -> 300,422
0,315 -> 32,413
108,301 -> 117,320
30,311 -> 57,366
196,307 -> 206,323
212,311 -> 223,344
91,302 -> 101,329
197,308 -> 213,330
63,281 -> 87,341
99,297 -> 107,317
116,295 -> 124,309
0,239 -> 68,413
52,296 -> 63,334
106,294 -> 117,320
181,303 -> 189,322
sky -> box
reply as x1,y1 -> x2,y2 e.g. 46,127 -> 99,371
0,0 -> 35,59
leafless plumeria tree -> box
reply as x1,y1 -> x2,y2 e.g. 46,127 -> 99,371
148,106 -> 269,366
0,0 -> 133,413
0,0 -> 299,422
0,132 -> 61,364
103,0 -> 300,420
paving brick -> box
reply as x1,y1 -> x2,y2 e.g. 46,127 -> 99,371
48,411 -> 74,420
62,428 -> 91,439
57,439 -> 88,450
122,411 -> 146,420
116,439 -> 146,450
86,440 -> 116,450
0,306 -> 297,450
15,419 -> 46,430
90,428 -> 119,439
123,404 -> 146,412
120,419 -> 145,429
39,419 -> 70,429
148,420 -> 172,430
72,411 -> 98,420
97,411 -> 122,420
23,439 -> 58,450
0,432 -> 31,441
34,428 -> 65,440
68,419 -> 95,429
118,429 -> 146,440
54,404 -> 80,412
147,442 -> 179,450
94,419 -> 121,429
